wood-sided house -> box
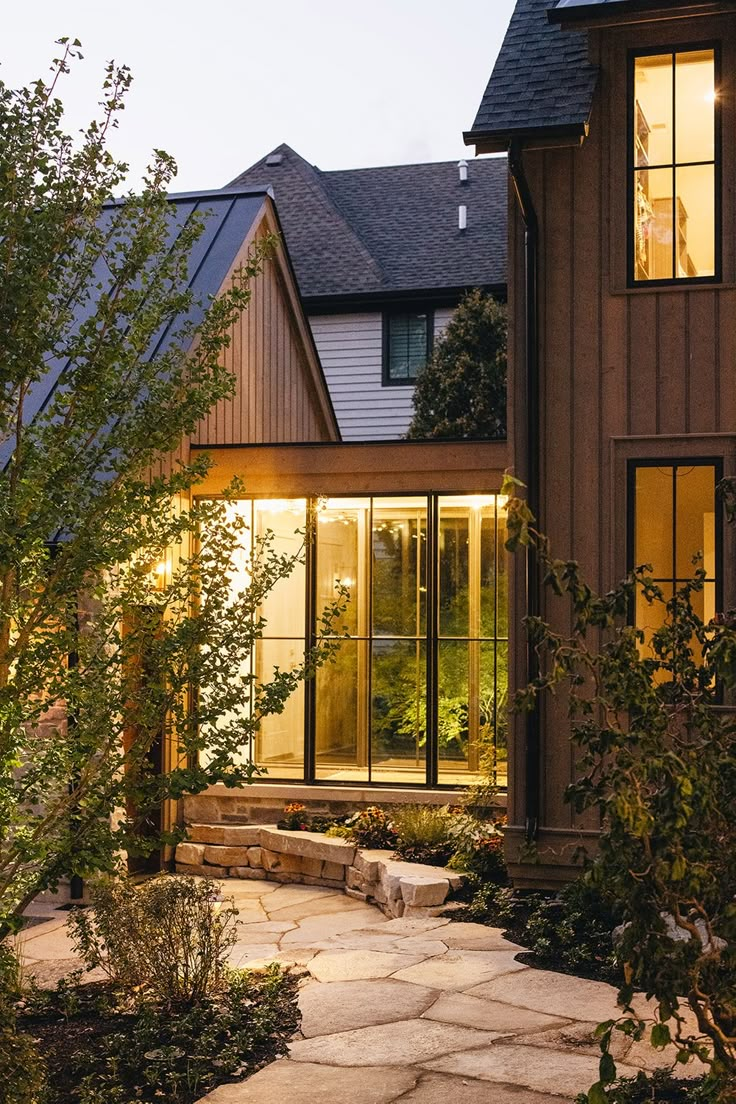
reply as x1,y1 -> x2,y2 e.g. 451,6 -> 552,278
465,0 -> 736,885
229,144 -> 507,441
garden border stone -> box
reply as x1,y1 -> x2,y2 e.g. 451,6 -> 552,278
174,825 -> 464,918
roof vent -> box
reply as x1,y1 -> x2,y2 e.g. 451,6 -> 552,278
265,153 -> 283,166
458,159 -> 468,184
458,204 -> 467,231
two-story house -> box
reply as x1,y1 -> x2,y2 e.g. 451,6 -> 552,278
465,0 -> 736,885
230,144 -> 507,440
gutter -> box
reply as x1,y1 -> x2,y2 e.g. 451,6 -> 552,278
508,140 -> 541,844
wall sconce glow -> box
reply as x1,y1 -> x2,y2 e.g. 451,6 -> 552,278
705,89 -> 717,103
153,561 -> 167,589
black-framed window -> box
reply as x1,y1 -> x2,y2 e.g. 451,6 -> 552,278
383,310 -> 433,385
627,459 -> 722,646
630,46 -> 720,285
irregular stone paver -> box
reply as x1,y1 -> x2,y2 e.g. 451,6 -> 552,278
201,1062 -> 418,1103
299,978 -> 438,1037
22,875 -> 691,1102
422,991 -> 569,1035
308,948 -> 425,982
393,950 -> 528,991
288,1017 -> 503,1066
425,1044 -> 641,1096
466,968 -> 630,1023
398,1072 -> 568,1103
280,909 -> 388,944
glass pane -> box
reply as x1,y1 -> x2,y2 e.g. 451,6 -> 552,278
255,500 -> 307,637
635,583 -> 674,661
389,313 -> 428,382
481,499 -> 506,638
675,164 -> 715,277
634,168 -> 675,280
371,639 -> 426,783
635,54 -> 673,168
315,639 -> 369,781
491,641 -> 509,789
439,507 -> 470,637
317,498 -> 370,636
675,49 -> 715,165
675,465 -> 716,578
438,640 -> 470,775
255,638 -> 304,777
635,466 -> 673,577
372,498 -> 427,637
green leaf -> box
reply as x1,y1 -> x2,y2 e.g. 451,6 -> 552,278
587,1082 -> 610,1104
599,1052 -> 617,1084
651,1023 -> 671,1049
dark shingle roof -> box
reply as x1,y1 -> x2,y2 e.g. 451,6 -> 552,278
228,145 -> 507,302
0,188 -> 270,472
465,0 -> 599,148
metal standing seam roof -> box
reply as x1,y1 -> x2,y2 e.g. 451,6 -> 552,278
0,188 -> 271,472
228,144 -> 508,302
464,0 -> 599,147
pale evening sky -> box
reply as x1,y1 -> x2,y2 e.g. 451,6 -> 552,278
4,0 -> 516,192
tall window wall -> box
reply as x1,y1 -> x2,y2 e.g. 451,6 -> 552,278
208,493 -> 508,788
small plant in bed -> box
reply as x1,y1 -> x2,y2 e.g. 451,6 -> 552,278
391,804 -> 456,866
574,1069 -> 711,1104
16,875 -> 300,1104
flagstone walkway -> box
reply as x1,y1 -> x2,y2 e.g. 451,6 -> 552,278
18,878 -> 704,1103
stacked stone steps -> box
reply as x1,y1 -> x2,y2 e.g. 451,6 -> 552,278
175,824 -> 464,919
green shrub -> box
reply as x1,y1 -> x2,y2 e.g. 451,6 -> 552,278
0,943 -> 45,1104
448,813 -> 507,884
574,1069 -> 711,1104
391,805 -> 455,865
68,875 -> 238,1007
337,806 -> 397,850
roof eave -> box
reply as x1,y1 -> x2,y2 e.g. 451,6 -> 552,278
549,1 -> 736,28
463,121 -> 590,156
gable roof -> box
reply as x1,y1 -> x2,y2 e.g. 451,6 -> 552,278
1,186 -> 339,472
229,144 -> 507,304
464,0 -> 599,152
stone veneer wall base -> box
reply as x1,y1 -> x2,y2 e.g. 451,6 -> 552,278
174,824 -> 465,920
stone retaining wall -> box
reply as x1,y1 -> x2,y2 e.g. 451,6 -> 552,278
175,824 -> 463,919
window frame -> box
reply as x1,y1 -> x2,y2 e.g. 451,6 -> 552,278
627,42 -> 722,288
626,456 -> 724,618
382,308 -> 434,387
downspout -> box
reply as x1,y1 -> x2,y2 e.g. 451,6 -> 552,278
508,140 -> 541,843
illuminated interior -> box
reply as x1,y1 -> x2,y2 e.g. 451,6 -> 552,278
632,463 -> 718,651
207,493 -> 509,788
633,49 -> 716,281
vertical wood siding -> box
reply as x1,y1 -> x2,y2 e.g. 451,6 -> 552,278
309,307 -> 454,442
508,15 -> 736,848
193,229 -> 336,448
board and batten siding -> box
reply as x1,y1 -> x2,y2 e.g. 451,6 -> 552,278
309,308 -> 453,441
505,13 -> 736,883
193,225 -> 337,449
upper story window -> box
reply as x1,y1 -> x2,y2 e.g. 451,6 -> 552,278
384,310 -> 432,385
631,47 -> 718,284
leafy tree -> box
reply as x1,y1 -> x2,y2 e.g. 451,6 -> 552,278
0,43 -> 343,931
504,474 -> 736,1103
407,289 -> 506,440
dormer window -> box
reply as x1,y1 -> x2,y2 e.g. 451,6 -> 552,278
631,47 -> 718,284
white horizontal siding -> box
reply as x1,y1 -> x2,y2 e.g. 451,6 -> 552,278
309,308 -> 455,442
